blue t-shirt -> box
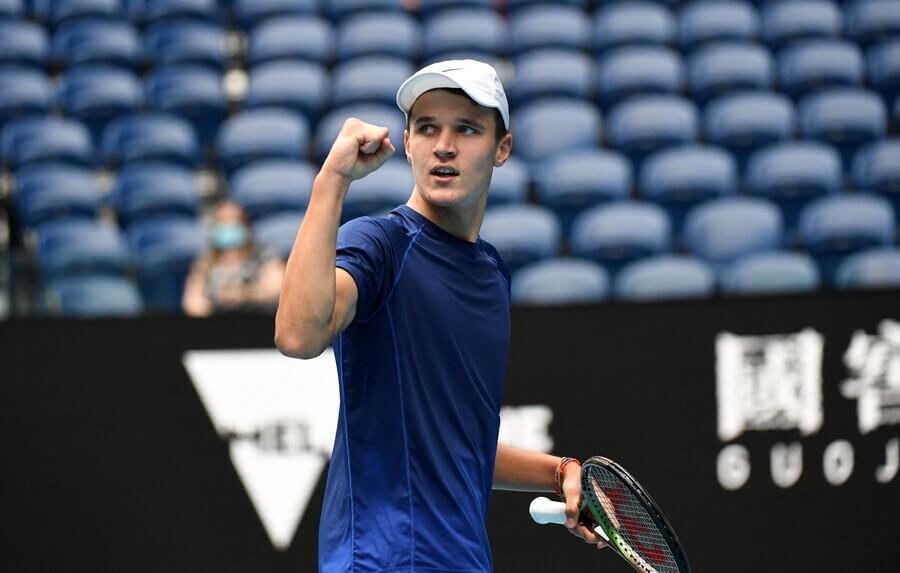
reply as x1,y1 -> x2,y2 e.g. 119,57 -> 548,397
321,205 -> 511,573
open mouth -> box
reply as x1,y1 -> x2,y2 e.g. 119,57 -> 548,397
430,166 -> 460,178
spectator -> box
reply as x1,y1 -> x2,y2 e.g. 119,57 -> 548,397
182,201 -> 285,316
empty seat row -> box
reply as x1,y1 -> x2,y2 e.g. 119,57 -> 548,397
482,193 -> 898,281
511,246 -> 900,305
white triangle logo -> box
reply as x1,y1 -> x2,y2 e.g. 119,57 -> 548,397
183,348 -> 340,550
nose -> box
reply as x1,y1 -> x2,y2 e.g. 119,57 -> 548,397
433,128 -> 457,159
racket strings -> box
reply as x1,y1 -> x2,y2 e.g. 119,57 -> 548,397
585,466 -> 680,573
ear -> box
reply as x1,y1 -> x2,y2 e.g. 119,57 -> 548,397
403,129 -> 411,162
494,132 -> 512,167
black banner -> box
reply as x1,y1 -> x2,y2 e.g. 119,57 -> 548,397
2,290 -> 899,572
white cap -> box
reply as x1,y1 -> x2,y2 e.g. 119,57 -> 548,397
396,59 -> 510,129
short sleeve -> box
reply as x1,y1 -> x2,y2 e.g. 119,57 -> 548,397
336,217 -> 395,323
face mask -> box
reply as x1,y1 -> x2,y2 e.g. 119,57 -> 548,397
211,223 -> 248,250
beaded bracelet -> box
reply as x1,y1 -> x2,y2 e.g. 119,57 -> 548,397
554,457 -> 580,499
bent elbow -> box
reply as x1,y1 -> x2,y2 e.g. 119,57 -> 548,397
274,328 -> 327,360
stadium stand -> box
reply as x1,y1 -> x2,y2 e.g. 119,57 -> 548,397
511,258 -> 608,305
834,247 -> 900,289
2,0 -> 900,316
614,255 -> 716,301
570,200 -> 672,277
42,275 -> 143,316
35,219 -> 129,278
719,251 -> 821,295
112,162 -> 200,226
480,204 -> 561,275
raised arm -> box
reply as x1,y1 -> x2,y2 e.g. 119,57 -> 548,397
274,119 -> 395,358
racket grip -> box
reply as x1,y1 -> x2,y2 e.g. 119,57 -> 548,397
529,496 -> 567,525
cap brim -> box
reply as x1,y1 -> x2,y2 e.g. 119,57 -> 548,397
396,72 -> 504,123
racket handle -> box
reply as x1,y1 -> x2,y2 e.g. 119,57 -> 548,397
529,496 -> 567,525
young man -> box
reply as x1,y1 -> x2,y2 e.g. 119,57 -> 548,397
275,60 -> 604,572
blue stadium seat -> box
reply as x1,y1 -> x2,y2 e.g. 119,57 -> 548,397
14,163 -> 101,227
35,0 -> 124,27
422,8 -> 504,61
534,149 -> 631,232
868,39 -> 900,104
217,108 -> 309,174
331,56 -> 413,108
639,144 -> 737,232
480,204 -> 561,274
852,139 -> 900,213
514,98 -> 601,163
326,0 -> 405,22
143,20 -> 226,71
127,216 -> 205,312
1,116 -> 93,168
233,0 -> 318,30
314,103 -> 405,162
761,0 -> 842,49
100,113 -> 199,166
252,210 -> 303,260
36,219 -> 129,277
0,0 -> 22,18
607,94 -> 699,169
336,11 -> 420,62
247,15 -> 333,66
229,159 -> 315,220
614,254 -> 716,301
112,162 -> 199,225
797,193 -> 896,283
597,45 -> 684,109
0,20 -> 49,68
341,158 -> 412,223
245,60 -> 328,120
593,2 -> 675,53
570,200 -> 671,275
746,141 -> 842,232
778,40 -> 864,99
42,275 -> 142,317
846,0 -> 900,47
835,247 -> 900,289
719,251 -> 820,295
419,0 -> 492,16
683,197 -> 783,268
488,155 -> 529,206
687,42 -> 773,104
57,65 -> 143,141
511,258 -> 608,305
126,0 -> 220,25
509,4 -> 590,55
505,0 -> 587,13
677,0 -> 759,50
511,49 -> 592,106
799,87 -> 887,170
704,91 -> 794,170
145,64 -> 226,145
0,67 -> 52,127
51,18 -> 140,69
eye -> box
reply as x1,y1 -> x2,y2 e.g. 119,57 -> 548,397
417,124 -> 436,134
458,125 -> 477,135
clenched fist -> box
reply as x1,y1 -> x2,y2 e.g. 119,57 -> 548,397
321,118 -> 396,183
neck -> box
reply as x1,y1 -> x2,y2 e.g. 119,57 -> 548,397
406,189 -> 487,243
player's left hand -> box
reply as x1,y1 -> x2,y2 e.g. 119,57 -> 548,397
561,462 -> 608,550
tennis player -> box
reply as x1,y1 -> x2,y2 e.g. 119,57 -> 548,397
275,59 -> 605,572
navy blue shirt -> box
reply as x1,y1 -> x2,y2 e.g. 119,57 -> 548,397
321,205 -> 511,573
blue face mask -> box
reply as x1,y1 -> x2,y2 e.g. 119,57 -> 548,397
212,223 -> 249,250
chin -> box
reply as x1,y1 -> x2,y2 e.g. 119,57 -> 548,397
420,186 -> 471,207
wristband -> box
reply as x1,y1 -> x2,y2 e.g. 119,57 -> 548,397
554,457 -> 580,499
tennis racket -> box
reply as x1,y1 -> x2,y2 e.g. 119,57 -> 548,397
529,456 -> 691,573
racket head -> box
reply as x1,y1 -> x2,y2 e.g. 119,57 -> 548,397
580,456 -> 691,573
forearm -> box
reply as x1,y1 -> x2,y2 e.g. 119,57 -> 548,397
493,443 -> 563,492
274,170 -> 349,357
